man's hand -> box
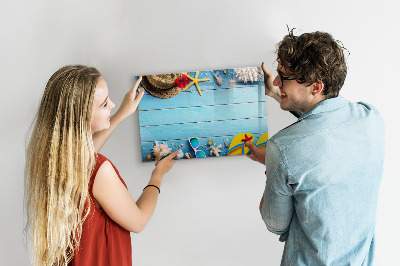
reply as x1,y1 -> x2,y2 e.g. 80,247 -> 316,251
262,62 -> 281,103
245,141 -> 266,165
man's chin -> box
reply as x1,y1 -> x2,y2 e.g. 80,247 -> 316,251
279,103 -> 290,111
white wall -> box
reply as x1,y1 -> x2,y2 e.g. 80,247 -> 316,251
1,0 -> 399,265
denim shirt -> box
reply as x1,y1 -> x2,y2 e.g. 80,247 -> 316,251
261,96 -> 385,266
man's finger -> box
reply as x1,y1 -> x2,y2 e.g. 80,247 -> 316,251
246,153 -> 257,161
261,62 -> 271,76
245,141 -> 257,151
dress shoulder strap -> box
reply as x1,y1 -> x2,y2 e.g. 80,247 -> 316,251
88,153 -> 108,198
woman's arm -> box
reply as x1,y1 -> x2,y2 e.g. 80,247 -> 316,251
92,77 -> 144,152
93,150 -> 178,233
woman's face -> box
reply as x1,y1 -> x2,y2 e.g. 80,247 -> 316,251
91,77 -> 115,133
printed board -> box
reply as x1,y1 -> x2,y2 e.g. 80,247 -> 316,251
137,67 -> 268,162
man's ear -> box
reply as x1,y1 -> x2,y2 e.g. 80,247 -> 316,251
312,82 -> 324,96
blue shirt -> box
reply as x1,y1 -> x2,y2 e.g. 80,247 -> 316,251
261,96 -> 385,265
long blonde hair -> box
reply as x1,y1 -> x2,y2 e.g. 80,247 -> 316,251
25,65 -> 101,265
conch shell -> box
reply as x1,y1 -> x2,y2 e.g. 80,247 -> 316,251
152,141 -> 172,161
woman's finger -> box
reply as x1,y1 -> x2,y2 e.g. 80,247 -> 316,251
134,88 -> 145,104
130,76 -> 142,95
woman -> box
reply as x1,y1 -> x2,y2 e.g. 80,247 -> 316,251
25,65 -> 177,265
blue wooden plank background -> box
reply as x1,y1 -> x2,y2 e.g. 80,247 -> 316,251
137,68 -> 268,162
139,85 -> 263,110
139,101 -> 266,126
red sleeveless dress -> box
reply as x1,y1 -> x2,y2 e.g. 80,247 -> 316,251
69,153 -> 132,266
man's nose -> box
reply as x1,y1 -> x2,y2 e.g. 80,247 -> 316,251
273,75 -> 280,87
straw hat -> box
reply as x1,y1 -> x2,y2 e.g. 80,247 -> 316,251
140,72 -> 189,99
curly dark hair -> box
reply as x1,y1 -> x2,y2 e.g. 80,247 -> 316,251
277,29 -> 348,98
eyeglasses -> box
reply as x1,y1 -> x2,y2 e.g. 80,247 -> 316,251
188,137 -> 206,158
277,70 -> 297,86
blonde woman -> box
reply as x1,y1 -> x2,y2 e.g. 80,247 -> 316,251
25,65 -> 178,266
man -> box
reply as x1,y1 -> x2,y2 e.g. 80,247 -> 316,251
246,31 -> 385,265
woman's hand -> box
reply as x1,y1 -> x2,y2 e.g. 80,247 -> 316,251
152,151 -> 179,178
261,62 -> 282,103
115,76 -> 145,120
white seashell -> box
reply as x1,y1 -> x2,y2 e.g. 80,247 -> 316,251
235,67 -> 262,83
152,141 -> 172,161
175,149 -> 184,159
212,71 -> 223,85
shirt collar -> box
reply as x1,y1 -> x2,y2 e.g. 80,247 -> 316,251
298,95 -> 350,121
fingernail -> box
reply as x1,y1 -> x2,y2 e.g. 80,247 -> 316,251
138,88 -> 144,93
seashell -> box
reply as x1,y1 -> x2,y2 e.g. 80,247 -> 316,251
222,69 -> 227,75
229,79 -> 236,87
235,67 -> 262,83
207,139 -> 213,146
175,149 -> 184,160
185,152 -> 192,159
212,71 -> 223,85
224,139 -> 228,148
152,141 -> 172,161
146,154 -> 151,162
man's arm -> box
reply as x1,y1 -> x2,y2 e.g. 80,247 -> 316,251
245,137 -> 294,238
261,62 -> 282,102
259,140 -> 294,240
260,184 -> 293,238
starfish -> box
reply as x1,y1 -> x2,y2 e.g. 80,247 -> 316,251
241,134 -> 253,143
183,71 -> 210,96
210,144 -> 222,156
